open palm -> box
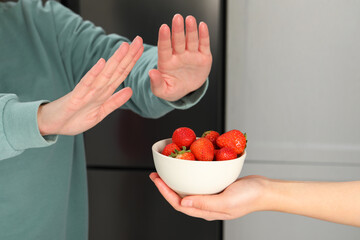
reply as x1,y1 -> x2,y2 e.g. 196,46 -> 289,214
37,37 -> 144,136
149,14 -> 212,102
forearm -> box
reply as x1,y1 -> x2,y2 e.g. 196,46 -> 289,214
264,179 -> 360,227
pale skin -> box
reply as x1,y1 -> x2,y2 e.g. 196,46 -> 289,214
37,14 -> 212,135
149,173 -> 360,227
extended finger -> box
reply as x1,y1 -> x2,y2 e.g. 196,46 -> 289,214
100,87 -> 133,119
179,194 -> 232,220
94,42 -> 129,88
119,44 -> 144,80
181,194 -> 227,213
158,24 -> 172,62
176,204 -> 231,221
198,21 -> 211,55
73,58 -> 106,99
185,16 -> 199,52
109,36 -> 143,84
109,40 -> 144,90
172,14 -> 185,54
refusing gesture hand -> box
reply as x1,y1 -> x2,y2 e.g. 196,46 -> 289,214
37,14 -> 213,136
37,36 -> 144,136
150,14 -> 212,102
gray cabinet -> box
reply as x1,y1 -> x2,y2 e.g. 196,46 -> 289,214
225,0 -> 360,239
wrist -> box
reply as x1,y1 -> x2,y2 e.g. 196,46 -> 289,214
240,176 -> 277,213
260,178 -> 280,212
254,177 -> 276,212
37,103 -> 52,136
254,177 -> 289,212
262,179 -> 305,214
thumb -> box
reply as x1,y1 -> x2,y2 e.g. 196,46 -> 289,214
181,195 -> 225,212
149,69 -> 165,96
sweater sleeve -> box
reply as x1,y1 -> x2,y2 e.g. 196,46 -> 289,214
0,94 -> 57,161
48,0 -> 208,119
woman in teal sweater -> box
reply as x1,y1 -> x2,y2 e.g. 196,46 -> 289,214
0,0 -> 212,239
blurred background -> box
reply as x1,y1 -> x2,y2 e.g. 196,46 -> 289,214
61,0 -> 225,239
61,0 -> 360,239
225,1 -> 360,239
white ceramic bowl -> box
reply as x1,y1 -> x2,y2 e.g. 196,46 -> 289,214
152,138 -> 246,196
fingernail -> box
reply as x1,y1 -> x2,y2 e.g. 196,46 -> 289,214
133,35 -> 141,42
181,199 -> 193,207
131,36 -> 137,43
160,24 -> 168,29
149,174 -> 155,182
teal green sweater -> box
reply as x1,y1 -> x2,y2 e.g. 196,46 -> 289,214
0,0 -> 207,239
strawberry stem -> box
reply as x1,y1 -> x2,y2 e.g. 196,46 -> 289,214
170,146 -> 191,158
202,130 -> 213,138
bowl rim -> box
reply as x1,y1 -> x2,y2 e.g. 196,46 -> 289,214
152,138 -> 246,163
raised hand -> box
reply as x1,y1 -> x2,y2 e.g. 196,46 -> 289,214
149,14 -> 212,102
37,37 -> 144,136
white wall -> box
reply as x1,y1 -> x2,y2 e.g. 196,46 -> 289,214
225,0 -> 360,239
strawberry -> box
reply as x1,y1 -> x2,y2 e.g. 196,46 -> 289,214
172,127 -> 196,148
190,138 -> 215,161
170,147 -> 196,160
215,147 -> 238,161
161,143 -> 181,156
216,130 -> 247,155
202,130 -> 220,148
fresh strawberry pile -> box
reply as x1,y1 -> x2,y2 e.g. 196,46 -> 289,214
161,127 -> 247,161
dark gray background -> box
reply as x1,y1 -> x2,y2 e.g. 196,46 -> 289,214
61,0 -> 226,239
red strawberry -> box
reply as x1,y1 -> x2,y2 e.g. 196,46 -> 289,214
214,148 -> 219,156
161,143 -> 181,156
216,130 -> 247,155
172,127 -> 196,148
190,138 -> 215,161
215,147 -> 238,161
202,130 -> 220,148
170,147 -> 196,160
